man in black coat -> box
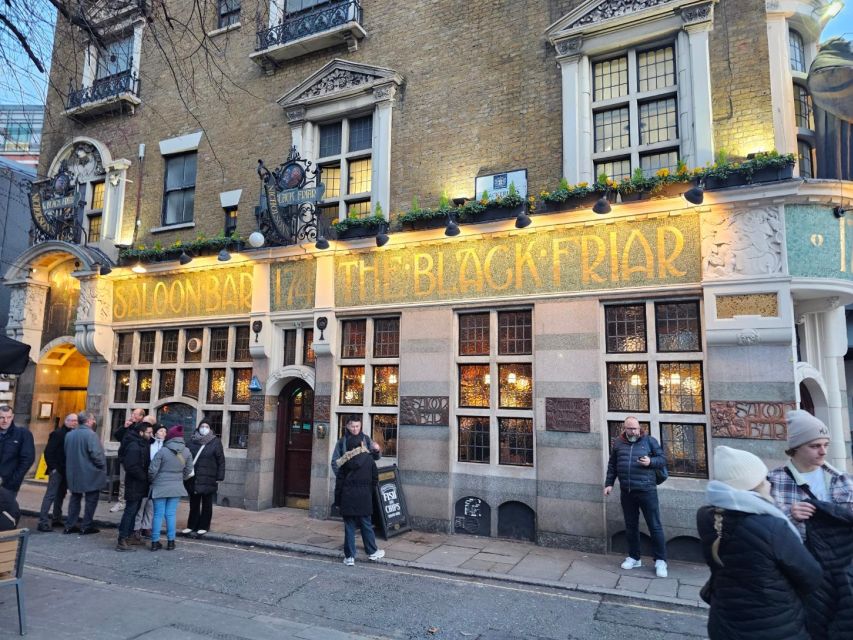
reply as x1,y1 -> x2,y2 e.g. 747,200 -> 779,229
334,434 -> 384,566
0,480 -> 20,531
116,422 -> 150,551
37,413 -> 78,531
0,405 -> 35,496
330,416 -> 381,479
112,407 -> 146,514
604,416 -> 668,577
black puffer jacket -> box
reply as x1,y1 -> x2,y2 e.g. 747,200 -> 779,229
802,499 -> 853,639
334,444 -> 378,518
696,506 -> 822,640
187,437 -> 225,495
0,486 -> 20,531
121,430 -> 150,502
605,433 -> 665,492
43,426 -> 70,474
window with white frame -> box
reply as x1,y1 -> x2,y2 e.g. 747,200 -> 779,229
87,180 -> 104,243
162,151 -> 197,225
218,0 -> 240,28
592,44 -> 680,181
456,309 -> 534,467
603,300 -> 708,478
789,28 -> 816,178
316,114 -> 373,221
110,325 -> 252,450
96,35 -> 134,81
337,317 -> 399,456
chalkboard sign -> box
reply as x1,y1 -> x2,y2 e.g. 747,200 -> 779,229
373,465 -> 411,539
454,496 -> 491,536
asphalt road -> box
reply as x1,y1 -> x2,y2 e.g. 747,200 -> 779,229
1,521 -> 708,640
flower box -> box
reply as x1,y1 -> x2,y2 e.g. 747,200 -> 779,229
538,193 -> 599,213
333,225 -> 379,240
650,182 -> 690,199
704,172 -> 750,190
461,202 -> 525,224
400,214 -> 450,232
750,164 -> 794,184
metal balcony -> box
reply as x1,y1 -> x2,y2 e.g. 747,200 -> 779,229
65,69 -> 141,119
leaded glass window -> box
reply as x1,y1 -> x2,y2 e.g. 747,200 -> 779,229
139,332 -> 155,364
207,368 -> 226,404
655,301 -> 701,352
303,329 -> 315,366
161,330 -> 179,363
372,414 -> 397,456
372,366 -> 399,406
283,329 -> 297,366
185,329 -> 202,362
117,333 -> 133,364
210,327 -> 229,362
159,370 -> 176,398
340,366 -> 365,405
229,411 -> 249,449
593,56 -> 628,100
114,372 -> 130,402
499,418 -> 533,466
498,363 -> 532,409
606,362 -> 649,412
459,313 -> 489,355
373,318 -> 400,357
594,108 -> 630,153
658,362 -> 704,413
498,310 -> 532,355
341,320 -> 367,358
661,422 -> 708,478
232,368 -> 252,404
234,326 -> 251,361
183,369 -> 200,399
459,364 -> 490,408
638,46 -> 675,92
136,370 -> 153,402
458,417 -> 490,463
605,304 -> 646,353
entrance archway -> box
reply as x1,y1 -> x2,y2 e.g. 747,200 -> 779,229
32,341 -> 90,439
273,379 -> 314,508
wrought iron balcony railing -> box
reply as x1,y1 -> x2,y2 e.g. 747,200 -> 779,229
66,68 -> 140,110
256,0 -> 362,51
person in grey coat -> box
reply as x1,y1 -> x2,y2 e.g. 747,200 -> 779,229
64,411 -> 107,535
148,425 -> 194,551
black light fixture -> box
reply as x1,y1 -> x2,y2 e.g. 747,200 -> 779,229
683,181 -> 705,205
375,221 -> 390,247
515,211 -> 532,229
592,195 -> 612,215
444,213 -> 460,237
98,263 -> 112,276
833,206 -> 847,219
315,235 -> 330,250
179,251 -> 193,265
217,247 -> 231,262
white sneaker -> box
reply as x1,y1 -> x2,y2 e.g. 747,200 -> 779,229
181,529 -> 193,535
109,502 -> 125,513
343,557 -> 355,566
196,530 -> 207,536
621,557 -> 642,570
368,550 -> 385,561
655,559 -> 668,578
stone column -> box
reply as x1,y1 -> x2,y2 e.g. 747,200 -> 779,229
819,305 -> 848,469
372,83 -> 397,218
74,271 -> 114,438
555,37 -> 591,185
683,16 -> 715,167
102,158 -> 132,259
5,281 -> 48,353
765,12 -> 798,163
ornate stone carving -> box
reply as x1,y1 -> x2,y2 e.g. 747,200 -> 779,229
736,329 -> 760,346
285,107 -> 306,123
314,394 -> 331,422
710,400 -> 795,439
297,69 -> 376,101
826,296 -> 841,310
716,293 -> 779,319
545,398 -> 590,432
555,36 -> 583,56
372,84 -> 396,101
680,2 -> 713,25
6,287 -> 27,327
65,142 -> 106,182
571,0 -> 678,28
702,207 -> 784,279
400,396 -> 449,426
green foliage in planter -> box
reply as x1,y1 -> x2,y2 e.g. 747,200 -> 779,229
539,179 -> 595,203
332,212 -> 386,233
120,232 -> 241,263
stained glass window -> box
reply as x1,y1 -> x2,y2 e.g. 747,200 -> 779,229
373,317 -> 400,357
159,369 -> 176,398
341,319 -> 367,358
458,416 -> 490,463
655,301 -> 701,352
114,371 -> 130,402
136,370 -> 153,402
340,366 -> 365,405
303,329 -> 315,366
499,418 -> 533,466
658,362 -> 704,413
372,365 -> 399,406
498,311 -> 531,355
459,364 -> 490,408
605,304 -> 646,353
606,362 -> 649,412
459,313 -> 489,355
210,327 -> 229,362
207,368 -> 226,404
161,330 -> 179,363
234,326 -> 251,361
183,369 -> 200,399
229,411 -> 249,449
498,363 -> 532,409
232,368 -> 252,404
117,333 -> 133,364
139,332 -> 155,364
372,414 -> 397,456
661,422 -> 708,477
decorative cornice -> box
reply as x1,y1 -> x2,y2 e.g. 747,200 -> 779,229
570,0 -> 679,28
555,36 -> 584,58
680,1 -> 714,27
286,107 -> 306,124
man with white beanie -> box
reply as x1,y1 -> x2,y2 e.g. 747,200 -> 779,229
696,445 -> 820,640
767,410 -> 853,538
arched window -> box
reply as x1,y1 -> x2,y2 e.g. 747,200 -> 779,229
789,29 -> 806,72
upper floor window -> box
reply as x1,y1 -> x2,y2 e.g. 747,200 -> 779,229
789,29 -> 806,73
592,45 -> 679,181
316,114 -> 373,220
798,140 -> 815,179
218,0 -> 240,28
96,36 -> 134,80
793,84 -> 814,130
87,180 -> 105,243
162,151 -> 197,225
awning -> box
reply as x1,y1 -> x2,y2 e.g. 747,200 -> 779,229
808,37 -> 853,122
0,335 -> 31,375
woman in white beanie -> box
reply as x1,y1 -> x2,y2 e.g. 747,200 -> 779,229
697,445 -> 820,640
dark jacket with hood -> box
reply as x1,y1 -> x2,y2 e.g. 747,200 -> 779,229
605,432 -> 665,492
187,434 -> 225,495
0,423 -> 35,492
334,438 -> 378,518
43,426 -> 71,475
148,437 -> 194,499
801,499 -> 853,639
120,429 -> 150,502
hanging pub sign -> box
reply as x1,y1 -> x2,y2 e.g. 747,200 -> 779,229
373,464 -> 411,539
256,146 -> 325,247
28,161 -> 87,244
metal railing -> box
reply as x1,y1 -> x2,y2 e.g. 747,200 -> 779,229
67,68 -> 140,110
256,0 -> 361,51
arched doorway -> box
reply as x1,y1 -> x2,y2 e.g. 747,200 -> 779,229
32,342 -> 90,436
273,379 -> 314,508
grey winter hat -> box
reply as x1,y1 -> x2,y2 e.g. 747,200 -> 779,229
786,410 -> 830,450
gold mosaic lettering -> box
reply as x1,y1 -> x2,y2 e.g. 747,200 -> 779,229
581,235 -> 606,284
457,248 -> 484,293
359,258 -> 379,302
657,226 -> 686,278
413,253 -> 436,296
169,280 -> 184,314
551,237 -> 574,286
621,229 -> 654,280
515,241 -> 541,289
437,252 -> 458,296
484,245 -> 512,291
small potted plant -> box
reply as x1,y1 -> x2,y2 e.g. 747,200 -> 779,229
397,195 -> 451,231
703,150 -> 749,190
538,179 -> 598,213
745,151 -> 796,183
460,183 -> 526,224
332,204 -> 386,240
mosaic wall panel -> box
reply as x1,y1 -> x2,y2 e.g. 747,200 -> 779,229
716,293 -> 778,319
270,258 -> 316,311
249,395 -> 265,421
545,398 -> 591,432
313,395 -> 331,422
400,396 -> 450,426
786,204 -> 853,280
710,401 -> 795,440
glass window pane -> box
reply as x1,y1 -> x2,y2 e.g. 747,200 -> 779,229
319,122 -> 342,158
640,151 -> 679,177
373,317 -> 400,358
593,56 -> 628,101
459,313 -> 489,355
348,115 -> 373,152
658,362 -> 704,413
283,329 -> 297,366
341,319 -> 366,358
203,411 -> 223,438
661,422 -> 708,478
88,215 -> 102,243
165,192 -> 184,225
232,368 -> 252,404
229,411 -> 249,449
458,416 -> 490,463
165,156 -> 185,190
234,326 -> 251,361
372,365 -> 399,406
345,200 -> 371,217
321,164 -> 341,198
111,410 -> 127,442
117,333 -> 133,364
498,310 -> 531,355
459,364 -> 490,408
498,363 -> 532,409
90,181 -> 105,210
638,46 -> 675,92
136,370 -> 153,402
159,369 -> 176,398
594,107 -> 630,152
161,330 -> 179,363
139,331 -> 155,364
605,304 -> 647,353
606,362 -> 649,412
371,414 -> 397,457
185,329 -> 203,362
499,418 -> 533,467
303,328 -> 316,366
114,371 -> 130,402
655,301 -> 701,352
207,368 -> 226,404
183,369 -> 200,399
340,366 -> 365,405
639,98 -> 678,145
607,419 -> 651,450
793,84 -> 814,130
181,189 -> 195,223
595,159 -> 631,183
210,327 -> 229,361
347,158 -> 372,194
183,153 -> 197,186
798,140 -> 814,178
789,30 -> 806,72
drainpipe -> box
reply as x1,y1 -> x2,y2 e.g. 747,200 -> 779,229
820,305 -> 848,469
131,143 -> 145,246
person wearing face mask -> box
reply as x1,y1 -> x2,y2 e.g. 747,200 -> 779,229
604,416 -> 669,577
181,420 -> 225,538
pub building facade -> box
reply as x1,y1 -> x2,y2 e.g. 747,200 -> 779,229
5,0 -> 852,553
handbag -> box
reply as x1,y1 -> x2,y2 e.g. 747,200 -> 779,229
655,465 -> 669,485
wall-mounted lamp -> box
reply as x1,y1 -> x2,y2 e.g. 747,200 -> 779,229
179,251 -> 193,266
248,375 -> 263,392
217,247 -> 232,262
834,206 -> 847,218
683,181 -> 705,205
316,423 -> 328,439
316,316 -> 328,340
98,263 -> 112,276
375,221 -> 390,247
131,262 -> 147,274
251,320 -> 263,342
315,235 -> 330,250
592,194 -> 612,215
515,211 -> 532,229
444,213 -> 460,237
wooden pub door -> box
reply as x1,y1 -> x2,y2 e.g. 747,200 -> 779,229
273,380 -> 314,509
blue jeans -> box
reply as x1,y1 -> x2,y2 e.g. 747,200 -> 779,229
343,516 -> 378,559
151,497 -> 179,542
620,488 -> 667,561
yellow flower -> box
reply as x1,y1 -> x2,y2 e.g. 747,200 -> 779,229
606,178 -> 615,186
577,182 -> 588,188
656,168 -> 670,178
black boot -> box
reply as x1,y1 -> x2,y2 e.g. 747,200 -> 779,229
166,540 -> 176,551
151,541 -> 162,551
116,538 -> 136,552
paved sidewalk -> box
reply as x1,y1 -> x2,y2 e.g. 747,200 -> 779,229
17,481 -> 710,610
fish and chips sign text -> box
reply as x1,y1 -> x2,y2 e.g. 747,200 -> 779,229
335,214 -> 701,305
113,265 -> 253,321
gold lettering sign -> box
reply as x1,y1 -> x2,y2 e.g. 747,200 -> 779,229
335,214 -> 700,306
112,265 -> 253,322
271,259 -> 316,311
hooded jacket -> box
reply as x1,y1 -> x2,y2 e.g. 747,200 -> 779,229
605,432 -> 665,492
334,442 -> 378,518
121,429 -> 150,502
0,423 -> 35,492
187,433 -> 225,495
148,437 -> 194,499
696,480 -> 821,640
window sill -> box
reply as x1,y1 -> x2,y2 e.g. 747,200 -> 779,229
207,22 -> 241,38
150,221 -> 195,234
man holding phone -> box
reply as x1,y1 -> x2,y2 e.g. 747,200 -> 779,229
604,416 -> 669,577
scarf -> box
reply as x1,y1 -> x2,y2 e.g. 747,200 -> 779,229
706,479 -> 802,539
192,430 -> 216,446
334,443 -> 368,470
